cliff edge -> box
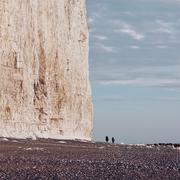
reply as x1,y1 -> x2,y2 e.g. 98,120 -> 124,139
0,0 -> 93,140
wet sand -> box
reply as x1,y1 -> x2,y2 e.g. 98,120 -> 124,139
0,138 -> 179,179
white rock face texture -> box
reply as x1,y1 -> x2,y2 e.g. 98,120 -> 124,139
0,0 -> 93,140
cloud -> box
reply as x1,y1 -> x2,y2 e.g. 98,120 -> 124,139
152,20 -> 175,35
91,64 -> 180,90
95,96 -> 126,102
130,45 -> 140,49
115,28 -> 145,40
155,28 -> 173,34
155,45 -> 167,49
87,0 -> 180,91
98,78 -> 180,90
95,43 -> 117,53
88,17 -> 95,24
99,79 -> 143,85
94,35 -> 108,40
113,22 -> 145,40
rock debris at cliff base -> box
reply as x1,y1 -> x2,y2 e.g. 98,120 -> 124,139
0,139 -> 180,179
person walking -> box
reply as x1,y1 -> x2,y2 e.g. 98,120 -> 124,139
112,137 -> 115,144
105,136 -> 109,143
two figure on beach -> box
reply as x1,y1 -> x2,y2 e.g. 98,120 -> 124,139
105,136 -> 115,144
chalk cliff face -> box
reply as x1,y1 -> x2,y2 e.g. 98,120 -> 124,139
0,0 -> 92,140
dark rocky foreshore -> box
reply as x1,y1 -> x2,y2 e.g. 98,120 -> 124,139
0,138 -> 179,180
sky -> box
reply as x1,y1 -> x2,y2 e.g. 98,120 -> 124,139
86,0 -> 180,144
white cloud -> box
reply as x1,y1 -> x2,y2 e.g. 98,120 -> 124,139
88,17 -> 94,24
98,78 -> 180,90
154,19 -> 175,34
100,79 -> 143,85
113,22 -> 145,40
88,0 -> 180,91
96,43 -> 117,53
156,45 -> 167,49
155,28 -> 173,34
117,28 -> 145,40
130,45 -> 140,49
97,96 -> 126,102
94,35 -> 108,40
92,12 -> 102,19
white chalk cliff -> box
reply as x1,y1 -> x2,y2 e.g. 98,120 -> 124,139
0,0 -> 93,140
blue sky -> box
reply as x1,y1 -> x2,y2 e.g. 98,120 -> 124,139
86,0 -> 180,144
